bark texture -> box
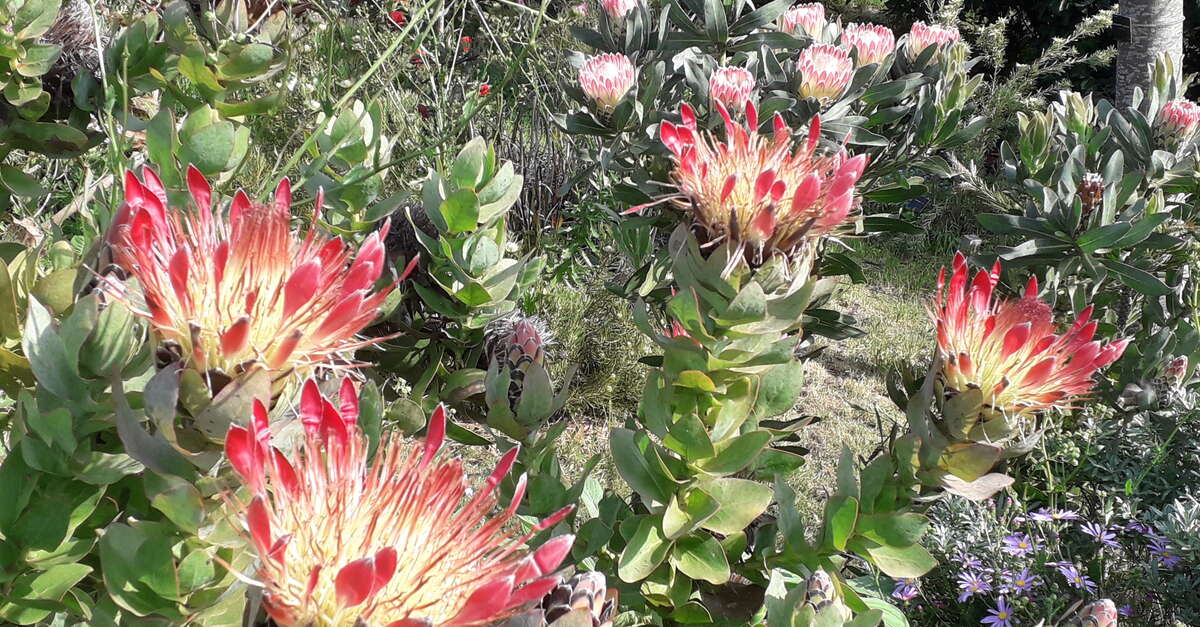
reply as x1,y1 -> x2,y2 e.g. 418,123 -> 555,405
1116,0 -> 1185,106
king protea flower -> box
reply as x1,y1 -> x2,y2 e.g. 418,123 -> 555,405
226,379 -> 574,626
840,23 -> 896,66
906,21 -> 960,60
1157,98 -> 1200,146
797,44 -> 854,101
932,252 -> 1129,422
709,66 -> 755,113
779,2 -> 825,39
578,53 -> 636,113
600,0 -> 638,21
104,166 -> 416,385
634,100 -> 866,260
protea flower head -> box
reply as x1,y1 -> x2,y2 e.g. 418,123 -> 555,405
1156,98 -> 1200,146
639,100 -> 866,261
906,21 -> 960,60
578,53 -> 636,113
1070,599 -> 1118,627
522,571 -> 617,627
797,44 -> 854,102
840,23 -> 896,66
489,314 -> 551,374
600,0 -> 638,21
709,66 -> 755,114
104,167 -> 417,387
225,379 -> 574,626
779,2 -> 825,39
932,252 -> 1129,423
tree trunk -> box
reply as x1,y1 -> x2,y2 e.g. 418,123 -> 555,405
1116,0 -> 1185,106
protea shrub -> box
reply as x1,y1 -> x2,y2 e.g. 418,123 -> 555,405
708,66 -> 755,114
931,252 -> 1128,425
840,23 -> 896,66
647,100 -> 866,264
225,379 -> 575,626
906,21 -> 961,60
778,2 -> 825,39
797,44 -> 854,102
578,53 -> 636,113
104,166 -> 415,390
1156,98 -> 1200,147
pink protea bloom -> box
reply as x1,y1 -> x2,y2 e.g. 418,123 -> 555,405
600,0 -> 638,21
579,53 -> 636,113
840,23 -> 896,66
779,2 -> 825,39
1157,98 -> 1200,143
225,379 -> 574,626
639,100 -> 866,257
709,66 -> 755,113
104,166 -> 416,383
797,44 -> 854,101
906,20 -> 960,60
932,252 -> 1129,422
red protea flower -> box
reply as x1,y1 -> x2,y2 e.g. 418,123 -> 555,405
226,379 -> 574,626
932,252 -> 1129,422
840,23 -> 895,66
797,44 -> 854,101
1157,98 -> 1200,145
600,0 -> 638,21
578,53 -> 636,113
638,100 -> 866,259
709,66 -> 755,113
779,2 -> 825,39
105,166 -> 416,384
906,21 -> 960,60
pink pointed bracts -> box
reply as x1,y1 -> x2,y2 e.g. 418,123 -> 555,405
709,66 -> 755,113
104,166 -> 417,380
225,378 -> 574,626
931,252 -> 1129,421
840,23 -> 896,66
653,100 -> 866,256
579,53 -> 636,113
797,44 -> 854,101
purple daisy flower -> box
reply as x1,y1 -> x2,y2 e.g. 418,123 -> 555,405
1058,564 -> 1098,594
956,550 -> 983,571
1031,508 -> 1080,523
1001,532 -> 1038,557
1001,568 -> 1039,596
1080,522 -> 1119,548
981,596 -> 1017,627
892,578 -> 919,601
1118,605 -> 1133,617
1149,538 -> 1182,570
958,570 -> 992,602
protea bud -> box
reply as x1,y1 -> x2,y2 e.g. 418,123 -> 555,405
527,571 -> 617,626
906,21 -> 961,60
103,167 -> 416,388
778,2 -> 825,39
489,314 -> 551,375
225,379 -> 574,626
650,101 -> 866,260
1156,98 -> 1200,148
840,23 -> 896,66
932,252 -> 1129,424
578,53 -> 636,113
1164,355 -> 1188,383
1068,599 -> 1119,627
1076,172 -> 1104,231
600,0 -> 638,21
709,66 -> 755,114
797,44 -> 854,102
803,569 -> 837,611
